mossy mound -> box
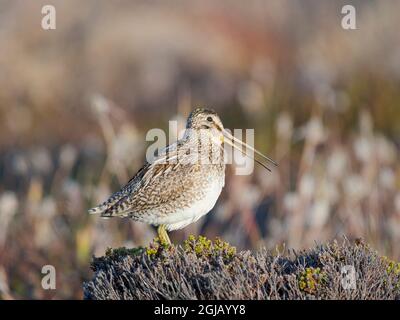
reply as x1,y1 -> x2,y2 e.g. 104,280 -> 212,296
83,237 -> 400,300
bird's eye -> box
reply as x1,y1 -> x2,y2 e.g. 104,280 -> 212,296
207,116 -> 213,122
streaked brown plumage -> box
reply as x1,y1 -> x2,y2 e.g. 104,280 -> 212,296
89,108 -> 276,243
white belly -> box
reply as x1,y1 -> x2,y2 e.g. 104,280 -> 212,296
158,179 -> 224,231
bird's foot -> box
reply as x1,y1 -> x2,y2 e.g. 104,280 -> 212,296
157,224 -> 172,247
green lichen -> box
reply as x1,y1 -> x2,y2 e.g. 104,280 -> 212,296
214,237 -> 237,258
380,256 -> 400,290
146,246 -> 158,258
105,246 -> 144,259
381,256 -> 400,275
90,247 -> 145,272
184,235 -> 236,260
298,267 -> 327,294
185,235 -> 211,255
145,237 -> 171,258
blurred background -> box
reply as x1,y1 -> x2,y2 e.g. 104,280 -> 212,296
0,0 -> 399,299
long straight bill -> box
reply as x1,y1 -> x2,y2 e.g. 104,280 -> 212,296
224,138 -> 271,172
223,130 -> 278,167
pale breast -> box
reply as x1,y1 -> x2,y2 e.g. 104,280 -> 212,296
163,177 -> 224,231
135,168 -> 224,230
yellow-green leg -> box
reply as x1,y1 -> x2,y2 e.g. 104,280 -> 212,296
157,224 -> 171,245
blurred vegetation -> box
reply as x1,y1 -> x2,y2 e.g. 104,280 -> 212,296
0,0 -> 399,299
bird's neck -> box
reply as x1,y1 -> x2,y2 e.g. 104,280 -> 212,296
182,130 -> 225,165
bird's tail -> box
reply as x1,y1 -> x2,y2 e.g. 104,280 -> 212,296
88,190 -> 126,216
88,204 -> 108,215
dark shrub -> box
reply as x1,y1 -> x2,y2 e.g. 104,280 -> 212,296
83,237 -> 400,300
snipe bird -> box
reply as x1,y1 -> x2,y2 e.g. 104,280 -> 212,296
89,108 -> 276,244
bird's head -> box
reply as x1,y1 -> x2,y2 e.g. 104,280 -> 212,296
186,108 -> 224,131
185,107 -> 278,171
185,108 -> 224,143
